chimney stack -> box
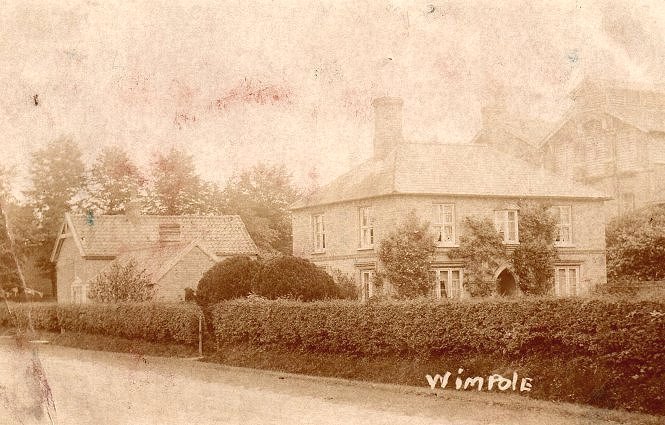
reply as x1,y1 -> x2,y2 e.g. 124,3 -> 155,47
125,198 -> 143,222
372,97 -> 403,159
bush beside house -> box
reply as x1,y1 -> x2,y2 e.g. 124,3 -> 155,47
210,297 -> 665,414
195,255 -> 354,305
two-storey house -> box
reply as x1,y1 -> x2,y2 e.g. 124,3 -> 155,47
292,97 -> 609,300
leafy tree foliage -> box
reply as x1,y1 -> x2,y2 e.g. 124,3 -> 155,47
450,217 -> 508,297
377,212 -> 435,299
88,259 -> 154,302
223,163 -> 300,254
26,136 -> 86,235
196,256 -> 262,307
511,202 -> 558,295
84,145 -> 145,214
606,204 -> 665,281
147,148 -> 219,215
25,137 -> 86,295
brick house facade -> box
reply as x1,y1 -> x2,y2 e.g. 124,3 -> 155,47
292,98 -> 609,300
50,210 -> 258,303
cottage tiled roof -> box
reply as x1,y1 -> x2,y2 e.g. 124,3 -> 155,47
64,214 -> 258,257
291,143 -> 608,209
108,240 -> 217,283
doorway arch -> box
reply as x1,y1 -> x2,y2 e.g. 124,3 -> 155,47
495,267 -> 518,297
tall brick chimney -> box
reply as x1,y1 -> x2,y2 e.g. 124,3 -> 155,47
372,97 -> 403,159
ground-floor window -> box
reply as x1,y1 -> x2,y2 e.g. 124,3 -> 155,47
360,269 -> 376,300
431,268 -> 463,299
71,282 -> 89,303
554,266 -> 579,296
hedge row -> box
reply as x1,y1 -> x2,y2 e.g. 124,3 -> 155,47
0,302 -> 203,345
211,297 -> 665,360
211,298 -> 665,414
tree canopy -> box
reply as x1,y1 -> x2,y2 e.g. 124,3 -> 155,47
223,163 -> 300,254
85,145 -> 145,215
606,204 -> 665,281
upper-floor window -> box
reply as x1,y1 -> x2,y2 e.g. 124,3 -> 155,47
494,210 -> 519,244
432,204 -> 456,246
312,214 -> 325,252
359,206 -> 374,249
552,206 -> 573,246
554,266 -> 579,296
431,268 -> 463,299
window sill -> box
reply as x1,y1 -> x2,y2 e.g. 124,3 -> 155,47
554,244 -> 576,248
311,250 -> 326,255
357,247 -> 374,251
435,244 -> 459,248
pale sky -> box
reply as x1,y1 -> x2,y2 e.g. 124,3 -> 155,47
2,0 -> 665,192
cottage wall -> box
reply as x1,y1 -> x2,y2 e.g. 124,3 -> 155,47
55,236 -> 110,303
154,247 -> 216,301
293,194 -> 607,296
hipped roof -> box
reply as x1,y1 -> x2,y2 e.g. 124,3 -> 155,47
292,143 -> 608,210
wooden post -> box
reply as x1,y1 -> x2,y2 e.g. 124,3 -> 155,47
198,316 -> 203,357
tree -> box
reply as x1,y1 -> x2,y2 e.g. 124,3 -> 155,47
377,212 -> 436,299
84,145 -> 145,214
25,137 -> 86,295
223,163 -> 300,254
606,204 -> 665,281
450,217 -> 508,297
511,202 -> 558,295
88,259 -> 154,302
147,147 -> 219,215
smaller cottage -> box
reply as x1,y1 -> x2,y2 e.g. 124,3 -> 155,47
50,208 -> 258,303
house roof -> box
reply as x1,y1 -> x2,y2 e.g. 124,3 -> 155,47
291,143 -> 608,210
108,240 -> 218,283
51,213 -> 258,262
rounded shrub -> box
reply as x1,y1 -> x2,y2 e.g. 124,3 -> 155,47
252,256 -> 342,301
196,256 -> 262,307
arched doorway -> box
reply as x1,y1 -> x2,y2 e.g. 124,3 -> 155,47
496,268 -> 518,296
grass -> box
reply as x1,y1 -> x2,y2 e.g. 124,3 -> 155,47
0,327 -> 201,358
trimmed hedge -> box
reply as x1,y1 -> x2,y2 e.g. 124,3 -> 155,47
0,302 -> 203,345
211,297 -> 665,413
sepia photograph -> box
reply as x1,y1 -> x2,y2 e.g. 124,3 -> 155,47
0,1 -> 664,424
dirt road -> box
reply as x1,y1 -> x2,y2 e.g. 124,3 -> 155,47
0,340 -> 658,425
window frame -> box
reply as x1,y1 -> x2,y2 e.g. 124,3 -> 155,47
432,204 -> 457,247
619,192 -> 635,215
494,210 -> 519,244
431,268 -> 464,299
311,213 -> 326,253
552,205 -> 573,246
71,282 -> 89,304
358,206 -> 375,249
360,269 -> 376,300
554,266 -> 579,297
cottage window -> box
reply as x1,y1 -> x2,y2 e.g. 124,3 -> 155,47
71,282 -> 89,304
432,204 -> 456,246
431,268 -> 463,299
494,210 -> 519,244
552,206 -> 573,245
554,266 -> 579,296
312,214 -> 326,252
359,207 -> 374,249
